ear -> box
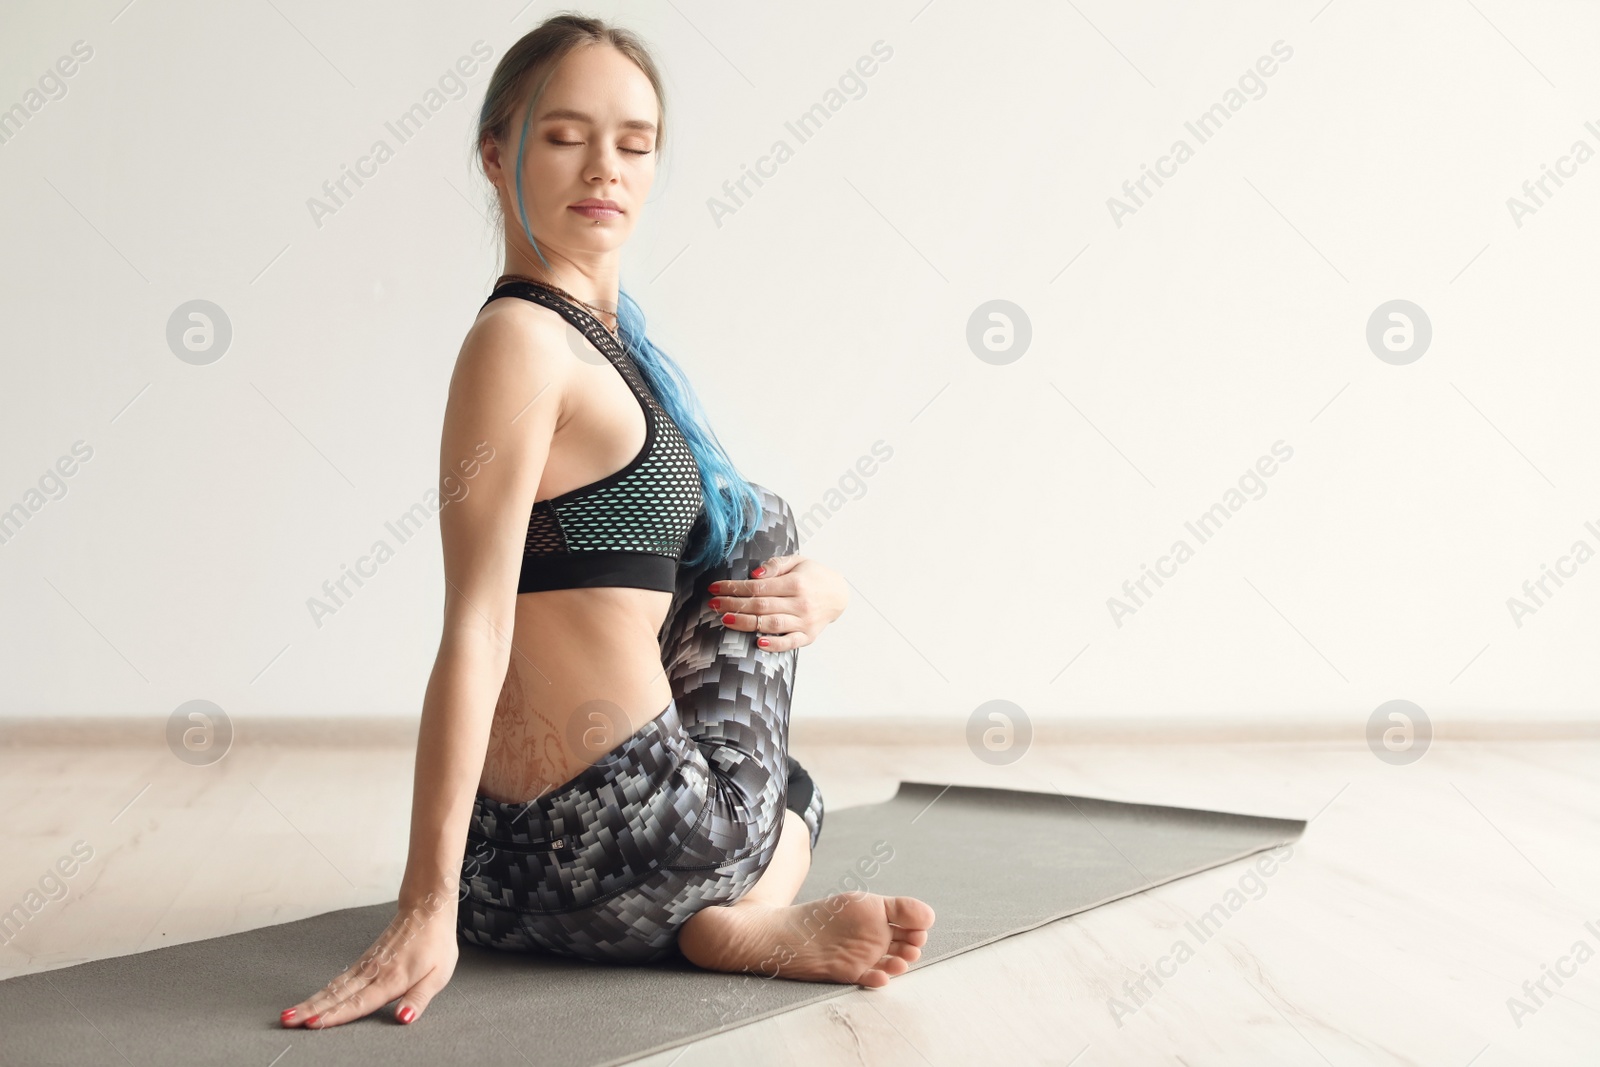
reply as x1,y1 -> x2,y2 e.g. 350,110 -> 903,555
480,134 -> 505,184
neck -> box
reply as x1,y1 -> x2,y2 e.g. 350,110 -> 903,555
500,257 -> 619,321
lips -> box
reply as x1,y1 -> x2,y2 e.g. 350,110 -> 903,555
570,200 -> 621,219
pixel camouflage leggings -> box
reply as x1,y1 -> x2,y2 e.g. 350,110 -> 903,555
456,483 -> 825,964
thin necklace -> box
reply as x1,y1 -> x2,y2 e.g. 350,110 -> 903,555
496,273 -> 621,340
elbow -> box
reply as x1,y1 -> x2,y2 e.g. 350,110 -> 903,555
442,614 -> 517,658
440,594 -> 518,662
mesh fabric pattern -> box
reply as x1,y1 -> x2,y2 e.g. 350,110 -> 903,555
481,280 -> 705,591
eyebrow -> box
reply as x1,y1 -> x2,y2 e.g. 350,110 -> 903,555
536,107 -> 657,134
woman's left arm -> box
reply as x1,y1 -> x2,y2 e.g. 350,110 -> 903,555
708,554 -> 848,652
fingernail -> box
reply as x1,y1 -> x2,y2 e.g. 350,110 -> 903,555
758,638 -> 769,648
709,598 -> 722,610
751,566 -> 766,578
280,1009 -> 296,1022
397,1005 -> 416,1024
305,1014 -> 321,1027
722,613 -> 736,625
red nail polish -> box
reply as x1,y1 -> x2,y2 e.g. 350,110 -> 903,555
281,1009 -> 297,1022
751,566 -> 766,578
722,613 -> 736,625
398,1005 -> 416,1024
758,638 -> 769,648
709,598 -> 721,610
305,1014 -> 321,1027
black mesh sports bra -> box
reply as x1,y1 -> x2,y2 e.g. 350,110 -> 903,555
480,279 -> 705,594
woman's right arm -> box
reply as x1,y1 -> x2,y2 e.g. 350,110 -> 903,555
398,304 -> 570,913
282,304 -> 569,1030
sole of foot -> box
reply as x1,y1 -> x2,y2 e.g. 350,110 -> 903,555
680,891 -> 936,988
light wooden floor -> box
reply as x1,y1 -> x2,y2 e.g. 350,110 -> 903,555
2,732 -> 1595,1065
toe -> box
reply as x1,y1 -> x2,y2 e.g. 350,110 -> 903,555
892,927 -> 929,949
856,968 -> 891,989
885,896 -> 935,930
886,942 -> 921,963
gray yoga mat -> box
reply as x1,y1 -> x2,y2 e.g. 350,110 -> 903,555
0,782 -> 1304,1067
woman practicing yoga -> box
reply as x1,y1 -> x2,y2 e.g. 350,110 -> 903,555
281,14 -> 934,1030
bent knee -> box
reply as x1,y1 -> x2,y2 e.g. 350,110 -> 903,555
742,482 -> 799,557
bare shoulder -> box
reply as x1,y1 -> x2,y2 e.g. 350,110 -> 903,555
449,295 -> 575,411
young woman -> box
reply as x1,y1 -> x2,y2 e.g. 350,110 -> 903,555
281,14 -> 934,1031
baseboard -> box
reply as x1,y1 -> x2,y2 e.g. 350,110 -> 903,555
2,715 -> 1598,747
790,717 -> 1600,745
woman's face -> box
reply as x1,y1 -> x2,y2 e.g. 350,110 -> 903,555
496,44 -> 659,262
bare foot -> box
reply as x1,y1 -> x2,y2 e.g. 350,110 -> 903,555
678,892 -> 936,988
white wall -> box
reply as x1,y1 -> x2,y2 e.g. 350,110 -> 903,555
1,0 -> 1595,731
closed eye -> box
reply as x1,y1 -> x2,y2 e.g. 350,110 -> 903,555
549,138 -> 651,155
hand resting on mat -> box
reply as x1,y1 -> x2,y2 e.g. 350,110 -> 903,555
708,553 -> 848,653
280,891 -> 458,1029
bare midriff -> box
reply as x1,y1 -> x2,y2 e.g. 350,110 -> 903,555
475,584 -> 676,806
